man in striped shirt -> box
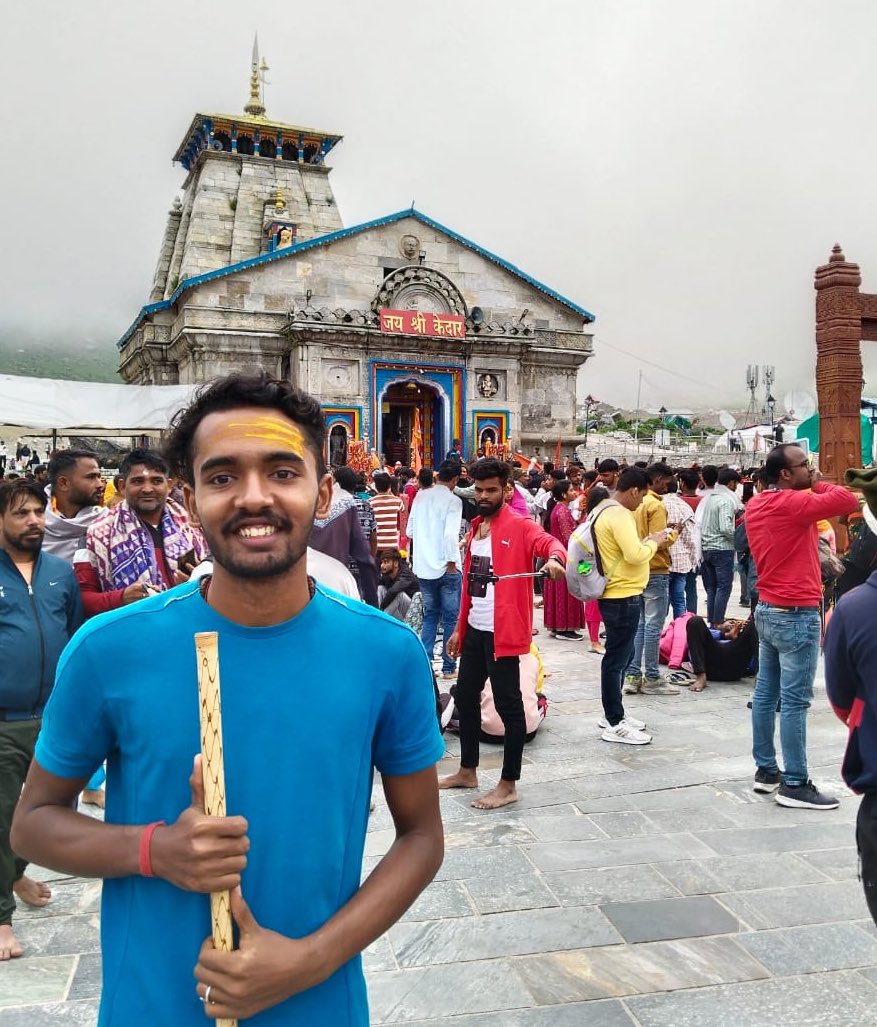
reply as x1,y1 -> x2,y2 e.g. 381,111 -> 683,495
369,473 -> 406,549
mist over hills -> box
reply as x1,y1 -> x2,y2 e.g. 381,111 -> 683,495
0,331 -> 119,383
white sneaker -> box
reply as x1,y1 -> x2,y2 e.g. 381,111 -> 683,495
598,714 -> 646,731
601,720 -> 652,745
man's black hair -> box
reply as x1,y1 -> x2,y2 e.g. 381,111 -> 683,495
701,464 -> 719,488
164,373 -> 327,483
543,461 -> 554,474
417,468 -> 434,488
633,460 -> 648,469
437,459 -> 462,482
120,448 -> 170,480
334,466 -> 357,493
646,462 -> 674,483
677,468 -> 700,490
373,472 -> 391,492
717,467 -> 740,486
0,480 -> 47,515
597,458 -> 620,473
763,443 -> 801,485
378,548 -> 402,563
470,458 -> 511,485
616,467 -> 649,492
47,448 -> 99,490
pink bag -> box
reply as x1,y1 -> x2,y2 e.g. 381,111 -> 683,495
659,612 -> 693,668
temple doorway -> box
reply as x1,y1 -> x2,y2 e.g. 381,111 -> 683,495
380,380 -> 445,468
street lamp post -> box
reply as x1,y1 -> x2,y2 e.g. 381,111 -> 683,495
583,394 -> 597,449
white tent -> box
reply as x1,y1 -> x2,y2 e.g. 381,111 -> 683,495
0,374 -> 197,435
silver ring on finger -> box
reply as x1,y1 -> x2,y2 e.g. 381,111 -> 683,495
204,985 -> 212,1004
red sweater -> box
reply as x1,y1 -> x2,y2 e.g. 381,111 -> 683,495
456,504 -> 566,658
745,481 -> 858,607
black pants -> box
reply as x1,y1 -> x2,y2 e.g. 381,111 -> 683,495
685,616 -> 757,681
858,792 -> 877,926
0,719 -> 40,926
456,627 -> 525,781
597,595 -> 641,726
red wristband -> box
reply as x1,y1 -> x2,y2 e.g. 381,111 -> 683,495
138,820 -> 166,878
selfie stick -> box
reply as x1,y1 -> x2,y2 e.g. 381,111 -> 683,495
194,631 -> 237,1027
468,569 -> 548,585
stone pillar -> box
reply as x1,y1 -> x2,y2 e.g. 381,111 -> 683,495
815,245 -> 863,481
149,198 -> 183,302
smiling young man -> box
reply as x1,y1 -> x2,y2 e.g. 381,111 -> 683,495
74,448 -> 207,616
439,458 -> 566,809
12,374 -> 444,1025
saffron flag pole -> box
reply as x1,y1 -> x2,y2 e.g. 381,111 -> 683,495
194,631 -> 237,1027
411,408 -> 424,473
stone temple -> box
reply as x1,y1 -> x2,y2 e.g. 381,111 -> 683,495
118,47 -> 596,465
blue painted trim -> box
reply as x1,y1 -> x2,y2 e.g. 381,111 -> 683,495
118,208 -> 595,348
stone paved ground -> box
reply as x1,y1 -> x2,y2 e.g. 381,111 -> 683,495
1,596 -> 873,1025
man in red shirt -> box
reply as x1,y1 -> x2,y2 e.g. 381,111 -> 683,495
438,459 -> 566,810
746,444 -> 858,809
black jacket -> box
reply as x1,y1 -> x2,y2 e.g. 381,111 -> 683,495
379,562 -> 419,611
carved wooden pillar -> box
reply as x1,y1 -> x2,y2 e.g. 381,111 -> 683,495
815,245 -> 863,481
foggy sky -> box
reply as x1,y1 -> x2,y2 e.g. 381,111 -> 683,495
3,0 -> 876,418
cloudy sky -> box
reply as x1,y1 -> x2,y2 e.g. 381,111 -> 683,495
3,1 -> 876,417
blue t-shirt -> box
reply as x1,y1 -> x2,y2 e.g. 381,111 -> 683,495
36,579 -> 444,1026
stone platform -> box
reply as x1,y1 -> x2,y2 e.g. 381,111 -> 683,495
0,597 -> 872,1025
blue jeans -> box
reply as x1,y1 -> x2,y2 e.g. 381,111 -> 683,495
701,549 -> 735,624
751,604 -> 821,787
626,574 -> 670,681
669,572 -> 688,620
685,570 -> 698,614
597,595 -> 641,726
419,571 -> 462,674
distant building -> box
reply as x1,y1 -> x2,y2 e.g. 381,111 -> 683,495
118,46 -> 596,464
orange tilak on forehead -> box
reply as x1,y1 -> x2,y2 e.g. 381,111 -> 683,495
214,415 -> 306,458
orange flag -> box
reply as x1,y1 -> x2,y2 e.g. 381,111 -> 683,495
411,408 -> 423,473
554,438 -> 562,466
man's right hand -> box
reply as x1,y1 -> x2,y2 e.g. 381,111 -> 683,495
446,630 -> 460,659
121,583 -> 148,605
150,756 -> 249,893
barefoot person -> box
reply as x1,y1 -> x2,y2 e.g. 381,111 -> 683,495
0,480 -> 83,960
439,458 -> 566,809
12,374 -> 444,1024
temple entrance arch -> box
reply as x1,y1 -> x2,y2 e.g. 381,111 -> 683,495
814,245 -> 877,479
378,376 -> 449,468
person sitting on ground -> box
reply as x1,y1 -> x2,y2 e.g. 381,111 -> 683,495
378,548 -> 420,621
685,615 -> 758,692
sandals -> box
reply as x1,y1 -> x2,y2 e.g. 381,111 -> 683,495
667,670 -> 696,685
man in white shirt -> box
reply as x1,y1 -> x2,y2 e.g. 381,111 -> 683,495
407,460 -> 463,679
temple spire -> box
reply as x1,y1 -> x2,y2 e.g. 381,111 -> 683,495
244,34 -> 267,117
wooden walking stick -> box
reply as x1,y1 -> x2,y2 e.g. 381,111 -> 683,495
195,631 -> 237,1027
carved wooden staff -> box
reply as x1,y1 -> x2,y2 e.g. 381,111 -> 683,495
195,631 -> 237,1027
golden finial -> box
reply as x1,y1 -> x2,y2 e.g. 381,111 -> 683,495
275,187 -> 285,211
244,34 -> 266,117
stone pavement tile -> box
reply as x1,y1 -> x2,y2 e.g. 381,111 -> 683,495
399,880 -> 473,922
373,999 -> 637,1027
858,966 -> 877,986
432,845 -> 534,882
652,852 -> 828,895
0,956 -> 74,1008
367,959 -> 533,1023
65,953 -> 101,1001
578,783 -> 728,813
13,881 -> 100,922
364,936 -> 399,972
796,846 -> 860,881
389,906 -> 621,967
0,1000 -> 99,1025
442,779 -> 587,813
642,807 -> 739,833
11,914 -> 99,958
719,880 -> 869,929
519,813 -> 606,842
517,757 -> 628,783
588,812 -> 656,838
442,818 -> 537,850
568,764 -> 716,800
512,935 -> 768,1002
544,865 -> 681,906
625,971 -> 877,1027
693,822 -> 854,856
599,896 -> 740,943
736,922 -> 877,974
465,873 -> 560,914
524,832 -> 716,872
